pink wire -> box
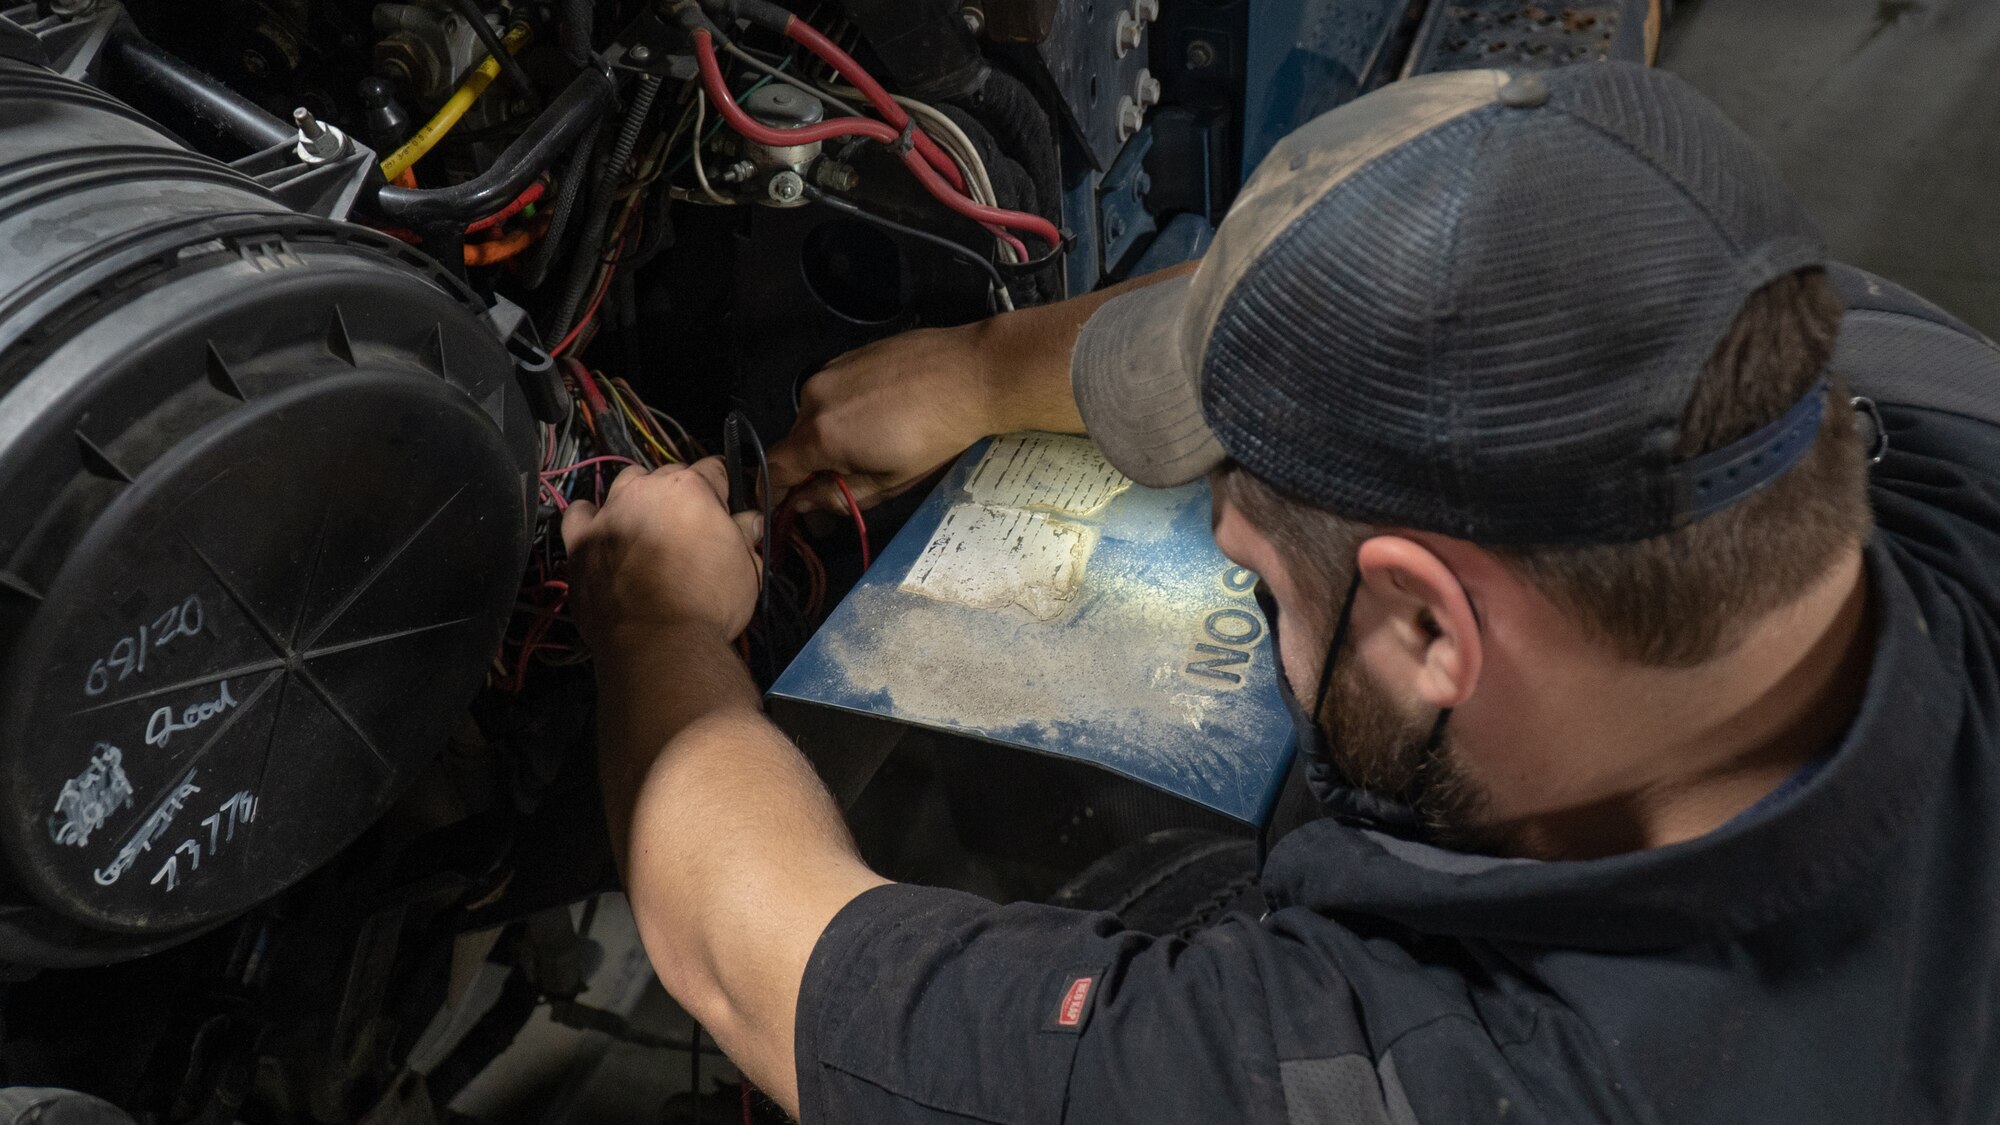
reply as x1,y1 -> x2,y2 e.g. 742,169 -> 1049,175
541,454 -> 644,479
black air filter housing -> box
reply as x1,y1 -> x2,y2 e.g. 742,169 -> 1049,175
0,57 -> 536,965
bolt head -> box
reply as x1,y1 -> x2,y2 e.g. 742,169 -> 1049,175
628,43 -> 653,63
1185,39 -> 1216,69
768,171 -> 805,203
961,5 -> 985,35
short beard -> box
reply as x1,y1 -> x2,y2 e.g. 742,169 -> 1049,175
1323,656 -> 1502,853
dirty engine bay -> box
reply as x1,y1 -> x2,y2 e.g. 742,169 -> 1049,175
0,0 -> 1651,1117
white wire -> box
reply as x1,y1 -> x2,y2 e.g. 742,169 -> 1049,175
821,83 -> 1017,310
691,90 -> 730,205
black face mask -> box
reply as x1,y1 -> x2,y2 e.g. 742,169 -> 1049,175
1254,572 -> 1442,835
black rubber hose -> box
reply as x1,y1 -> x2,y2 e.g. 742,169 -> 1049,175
562,0 -> 595,65
374,67 -> 617,225
105,25 -> 295,154
957,70 -> 1060,227
521,120 -> 601,291
547,73 -> 661,343
446,0 -> 537,101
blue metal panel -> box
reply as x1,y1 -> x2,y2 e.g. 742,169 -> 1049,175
771,435 -> 1294,826
1243,0 -> 1413,176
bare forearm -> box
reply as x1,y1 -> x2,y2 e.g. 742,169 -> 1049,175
595,629 -> 883,1113
975,258 -> 1201,435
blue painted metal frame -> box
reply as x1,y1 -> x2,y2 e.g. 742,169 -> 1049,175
771,438 -> 1294,826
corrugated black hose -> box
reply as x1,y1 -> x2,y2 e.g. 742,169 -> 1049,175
562,0 -> 595,66
521,120 -> 601,291
547,72 -> 662,344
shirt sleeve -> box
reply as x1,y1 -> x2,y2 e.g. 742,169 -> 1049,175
794,882 -> 1303,1125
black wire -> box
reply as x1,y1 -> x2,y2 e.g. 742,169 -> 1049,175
447,0 -> 537,102
801,186 -> 1006,314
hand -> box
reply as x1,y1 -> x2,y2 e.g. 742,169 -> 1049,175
562,458 -> 762,651
767,322 -> 1002,513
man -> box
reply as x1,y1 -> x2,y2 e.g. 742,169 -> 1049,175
562,62 -> 2000,1122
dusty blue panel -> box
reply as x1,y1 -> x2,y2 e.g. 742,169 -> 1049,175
771,436 -> 1294,826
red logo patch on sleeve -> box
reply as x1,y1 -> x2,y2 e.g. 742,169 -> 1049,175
1056,976 -> 1095,1027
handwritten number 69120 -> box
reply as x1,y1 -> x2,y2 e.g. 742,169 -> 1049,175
83,595 -> 204,698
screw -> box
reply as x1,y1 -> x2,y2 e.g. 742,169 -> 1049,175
768,170 -> 805,204
628,43 -> 652,64
961,4 -> 984,35
1185,39 -> 1215,69
719,160 -> 756,184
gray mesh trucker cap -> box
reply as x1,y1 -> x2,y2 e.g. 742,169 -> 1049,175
1072,63 -> 1830,545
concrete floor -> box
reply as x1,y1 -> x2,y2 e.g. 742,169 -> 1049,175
1661,0 -> 2000,337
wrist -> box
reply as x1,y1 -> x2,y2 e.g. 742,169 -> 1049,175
966,309 -> 1083,436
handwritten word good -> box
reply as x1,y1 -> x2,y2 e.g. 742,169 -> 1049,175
84,594 -> 205,697
93,772 -> 201,887
144,680 -> 238,749
48,743 -> 134,848
150,789 -> 257,893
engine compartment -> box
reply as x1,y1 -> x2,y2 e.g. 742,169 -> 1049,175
0,0 -> 1653,1116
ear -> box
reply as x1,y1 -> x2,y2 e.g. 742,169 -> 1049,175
1352,535 -> 1483,710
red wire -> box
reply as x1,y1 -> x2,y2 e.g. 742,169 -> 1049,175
828,473 -> 871,569
692,32 -> 1061,252
466,179 -> 547,233
550,264 -> 616,356
776,17 -> 966,193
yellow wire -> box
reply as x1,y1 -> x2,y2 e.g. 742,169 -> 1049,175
599,374 -> 677,465
379,23 -> 531,182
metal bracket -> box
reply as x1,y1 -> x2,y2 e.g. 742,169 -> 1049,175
0,0 -> 117,78
1097,125 -> 1157,275
230,137 -> 378,221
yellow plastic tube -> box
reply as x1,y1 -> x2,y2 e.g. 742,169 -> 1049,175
379,22 -> 532,182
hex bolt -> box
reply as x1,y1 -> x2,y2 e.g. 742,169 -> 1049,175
1115,95 -> 1144,142
1115,9 -> 1143,57
1185,39 -> 1216,69
292,107 -> 349,163
768,170 -> 806,204
719,160 -> 756,184
1134,68 -> 1162,109
814,160 -> 860,193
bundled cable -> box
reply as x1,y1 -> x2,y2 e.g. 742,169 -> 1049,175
673,2 -> 1064,254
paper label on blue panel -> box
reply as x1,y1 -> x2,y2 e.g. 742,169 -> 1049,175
964,433 -> 1131,515
902,503 -> 1095,621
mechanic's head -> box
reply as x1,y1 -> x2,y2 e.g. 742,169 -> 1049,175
1070,64 -> 1874,854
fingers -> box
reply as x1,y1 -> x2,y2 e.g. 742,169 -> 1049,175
783,476 -> 843,516
732,510 -> 764,553
603,462 -> 654,503
686,456 -> 733,509
559,498 -> 597,551
765,428 -> 818,495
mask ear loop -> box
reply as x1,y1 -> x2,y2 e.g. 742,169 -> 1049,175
1310,570 -> 1365,726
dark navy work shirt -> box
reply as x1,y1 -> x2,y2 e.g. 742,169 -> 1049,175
792,268 -> 2000,1123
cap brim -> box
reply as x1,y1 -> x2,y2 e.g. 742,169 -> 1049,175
1070,274 -> 1228,488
